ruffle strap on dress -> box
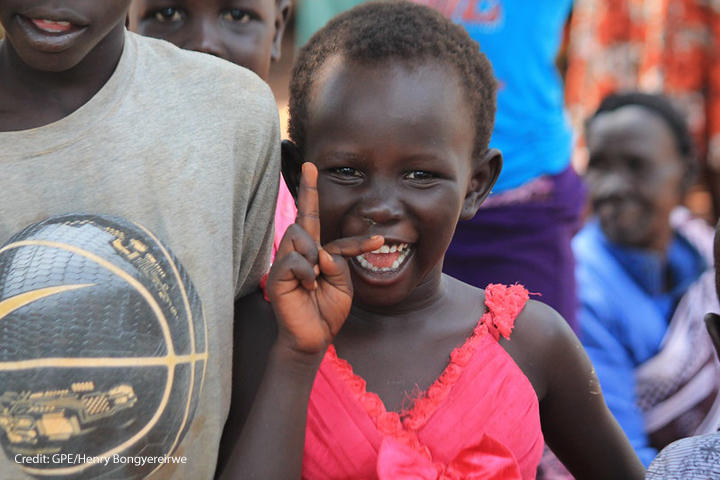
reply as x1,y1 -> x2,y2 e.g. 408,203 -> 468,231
481,283 -> 529,341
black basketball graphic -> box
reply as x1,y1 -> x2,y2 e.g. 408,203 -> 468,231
0,214 -> 207,479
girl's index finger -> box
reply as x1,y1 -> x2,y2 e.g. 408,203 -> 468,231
296,162 -> 321,244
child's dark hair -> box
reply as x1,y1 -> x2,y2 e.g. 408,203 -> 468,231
288,0 -> 497,159
586,92 -> 697,190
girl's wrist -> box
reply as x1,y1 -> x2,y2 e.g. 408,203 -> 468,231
269,340 -> 326,378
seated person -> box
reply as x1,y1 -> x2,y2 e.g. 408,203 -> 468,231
646,265 -> 720,479
574,92 -> 720,466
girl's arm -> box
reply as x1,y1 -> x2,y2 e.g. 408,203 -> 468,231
506,300 -> 646,480
220,164 -> 383,479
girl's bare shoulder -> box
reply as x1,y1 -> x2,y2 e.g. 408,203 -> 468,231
500,298 -> 582,400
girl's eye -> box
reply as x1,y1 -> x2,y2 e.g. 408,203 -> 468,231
221,8 -> 252,23
329,167 -> 361,178
153,7 -> 184,22
406,171 -> 436,181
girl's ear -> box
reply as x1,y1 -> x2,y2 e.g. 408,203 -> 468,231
271,0 -> 292,62
705,313 -> 720,358
281,140 -> 304,202
461,148 -> 502,221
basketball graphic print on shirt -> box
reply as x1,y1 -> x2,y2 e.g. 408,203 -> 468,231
0,214 -> 207,479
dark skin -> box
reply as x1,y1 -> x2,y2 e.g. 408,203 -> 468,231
220,59 -> 645,479
585,106 -> 688,254
127,0 -> 290,80
708,228 -> 720,357
0,0 -> 131,132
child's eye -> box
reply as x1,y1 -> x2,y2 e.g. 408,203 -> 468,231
627,157 -> 646,174
221,8 -> 252,23
329,167 -> 362,179
406,171 -> 437,181
587,156 -> 609,173
152,7 -> 184,22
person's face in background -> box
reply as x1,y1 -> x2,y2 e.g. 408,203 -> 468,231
585,105 -> 686,253
128,0 -> 290,80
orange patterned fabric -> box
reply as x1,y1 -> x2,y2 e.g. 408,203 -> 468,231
565,0 -> 720,174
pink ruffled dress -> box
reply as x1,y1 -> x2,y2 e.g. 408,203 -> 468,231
302,284 -> 544,479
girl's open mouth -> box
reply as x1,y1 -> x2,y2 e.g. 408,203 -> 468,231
354,243 -> 412,273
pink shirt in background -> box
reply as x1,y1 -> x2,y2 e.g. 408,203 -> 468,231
272,176 -> 297,262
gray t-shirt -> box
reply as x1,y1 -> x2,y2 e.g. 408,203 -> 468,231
0,31 -> 279,479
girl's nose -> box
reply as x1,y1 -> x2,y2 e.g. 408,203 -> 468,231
356,184 -> 404,226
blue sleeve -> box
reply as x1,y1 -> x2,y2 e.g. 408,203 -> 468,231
579,301 -> 658,467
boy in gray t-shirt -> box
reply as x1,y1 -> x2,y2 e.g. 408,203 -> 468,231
0,1 -> 280,478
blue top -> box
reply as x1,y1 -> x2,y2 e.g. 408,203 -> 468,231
573,220 -> 707,466
450,0 -> 574,191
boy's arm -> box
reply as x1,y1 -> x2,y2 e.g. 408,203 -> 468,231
216,289 -> 277,477
506,301 -> 646,480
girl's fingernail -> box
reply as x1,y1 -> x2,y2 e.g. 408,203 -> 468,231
314,265 -> 320,276
371,235 -> 382,241
323,250 -> 333,262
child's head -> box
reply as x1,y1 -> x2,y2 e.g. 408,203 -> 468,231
708,222 -> 720,358
0,0 -> 131,72
584,92 -> 697,251
127,0 -> 290,80
283,1 -> 501,307
287,0 -> 497,162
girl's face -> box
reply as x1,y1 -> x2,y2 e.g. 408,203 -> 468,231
586,106 -> 685,251
303,58 -> 494,310
0,0 -> 131,72
128,0 -> 288,80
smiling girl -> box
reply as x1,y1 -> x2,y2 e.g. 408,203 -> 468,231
221,2 -> 645,479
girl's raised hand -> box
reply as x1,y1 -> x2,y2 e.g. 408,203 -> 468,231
267,163 -> 384,356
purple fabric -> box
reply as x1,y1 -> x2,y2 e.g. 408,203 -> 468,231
443,165 -> 586,332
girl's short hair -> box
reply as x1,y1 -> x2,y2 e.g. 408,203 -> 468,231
288,0 -> 497,159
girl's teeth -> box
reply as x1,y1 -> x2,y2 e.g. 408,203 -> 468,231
370,243 -> 407,254
354,245 -> 410,273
